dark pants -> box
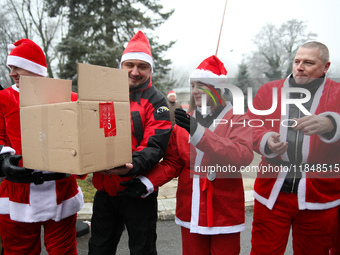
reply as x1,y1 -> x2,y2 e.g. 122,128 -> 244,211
88,190 -> 158,255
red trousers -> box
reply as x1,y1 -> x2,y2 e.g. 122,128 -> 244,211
0,214 -> 78,255
181,226 -> 240,255
330,210 -> 340,255
251,192 -> 339,255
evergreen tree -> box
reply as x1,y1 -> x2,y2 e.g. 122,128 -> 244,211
46,0 -> 175,93
235,61 -> 254,112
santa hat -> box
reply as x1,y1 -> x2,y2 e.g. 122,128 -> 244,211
190,55 -> 227,86
167,90 -> 176,98
7,39 -> 47,77
119,30 -> 153,73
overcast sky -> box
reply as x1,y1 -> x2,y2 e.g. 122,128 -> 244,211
154,0 -> 340,78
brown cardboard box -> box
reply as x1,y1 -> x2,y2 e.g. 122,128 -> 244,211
20,63 -> 132,175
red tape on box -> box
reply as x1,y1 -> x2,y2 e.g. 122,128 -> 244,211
99,102 -> 116,137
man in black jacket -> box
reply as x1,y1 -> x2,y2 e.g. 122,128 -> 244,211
88,31 -> 171,255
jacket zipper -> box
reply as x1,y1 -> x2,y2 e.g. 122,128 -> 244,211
291,93 -> 303,193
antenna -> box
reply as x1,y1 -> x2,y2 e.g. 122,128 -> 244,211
215,0 -> 228,56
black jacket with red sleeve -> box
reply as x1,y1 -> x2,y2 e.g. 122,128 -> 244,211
92,77 -> 172,196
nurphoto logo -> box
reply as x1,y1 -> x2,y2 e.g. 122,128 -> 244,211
201,84 -> 312,116
199,83 -> 312,128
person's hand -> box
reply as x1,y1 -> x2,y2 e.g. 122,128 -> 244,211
117,178 -> 147,198
267,133 -> 288,155
0,152 -> 10,178
2,155 -> 34,181
175,108 -> 198,135
100,163 -> 133,176
293,115 -> 334,135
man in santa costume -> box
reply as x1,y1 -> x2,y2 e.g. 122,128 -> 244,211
247,41 -> 340,255
0,39 -> 84,254
88,30 -> 171,255
167,90 -> 182,128
119,55 -> 254,255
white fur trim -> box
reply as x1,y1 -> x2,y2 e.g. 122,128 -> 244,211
138,176 -> 154,198
175,217 -> 245,234
253,191 -> 269,206
305,199 -> 340,210
318,112 -> 340,143
191,103 -> 233,146
298,171 -> 340,210
11,84 -> 19,92
190,69 -> 228,89
119,52 -> 153,73
190,174 -> 201,233
0,185 -> 83,222
253,169 -> 288,210
190,124 -> 205,147
7,55 -> 47,77
189,103 -> 237,232
167,92 -> 176,98
279,78 -> 290,161
266,169 -> 288,209
0,146 -> 16,155
297,172 -> 307,209
8,44 -> 16,51
190,69 -> 227,80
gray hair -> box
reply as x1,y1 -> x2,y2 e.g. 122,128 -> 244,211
300,41 -> 329,63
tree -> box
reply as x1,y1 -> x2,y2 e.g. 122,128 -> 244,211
234,61 -> 254,111
0,13 -> 17,87
247,19 -> 317,84
0,0 -> 64,87
46,0 -> 175,93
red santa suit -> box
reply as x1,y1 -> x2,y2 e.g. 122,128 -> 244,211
139,103 -> 253,254
247,76 -> 340,255
0,85 -> 83,255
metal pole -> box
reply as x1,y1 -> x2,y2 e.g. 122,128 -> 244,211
215,0 -> 228,56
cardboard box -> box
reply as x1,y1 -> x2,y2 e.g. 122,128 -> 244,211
20,63 -> 132,175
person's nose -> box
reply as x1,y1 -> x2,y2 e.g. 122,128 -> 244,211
296,63 -> 304,71
9,67 -> 17,77
131,66 -> 139,76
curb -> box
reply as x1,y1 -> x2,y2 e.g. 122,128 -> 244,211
77,191 -> 255,221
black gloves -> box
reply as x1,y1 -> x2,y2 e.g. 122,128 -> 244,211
2,155 -> 34,182
117,178 -> 147,198
0,152 -> 10,178
175,108 -> 198,135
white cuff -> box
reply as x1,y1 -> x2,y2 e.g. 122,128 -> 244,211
318,112 -> 340,143
0,146 -> 16,155
137,176 -> 154,198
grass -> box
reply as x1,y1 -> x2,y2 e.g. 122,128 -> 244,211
1,174 -> 97,204
76,174 -> 97,203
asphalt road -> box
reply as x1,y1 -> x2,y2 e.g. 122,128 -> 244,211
39,211 -> 294,255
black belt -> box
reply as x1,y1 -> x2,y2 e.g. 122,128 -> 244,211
265,158 -> 340,195
8,172 -> 71,185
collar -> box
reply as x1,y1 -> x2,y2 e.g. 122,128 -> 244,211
197,106 -> 212,117
12,84 -> 19,93
289,73 -> 325,92
129,77 -> 151,104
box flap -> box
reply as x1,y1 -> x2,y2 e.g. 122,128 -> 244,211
20,76 -> 72,107
77,63 -> 129,102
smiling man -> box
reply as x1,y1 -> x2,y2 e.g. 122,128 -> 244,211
122,59 -> 152,88
247,41 -> 340,255
89,30 -> 171,255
